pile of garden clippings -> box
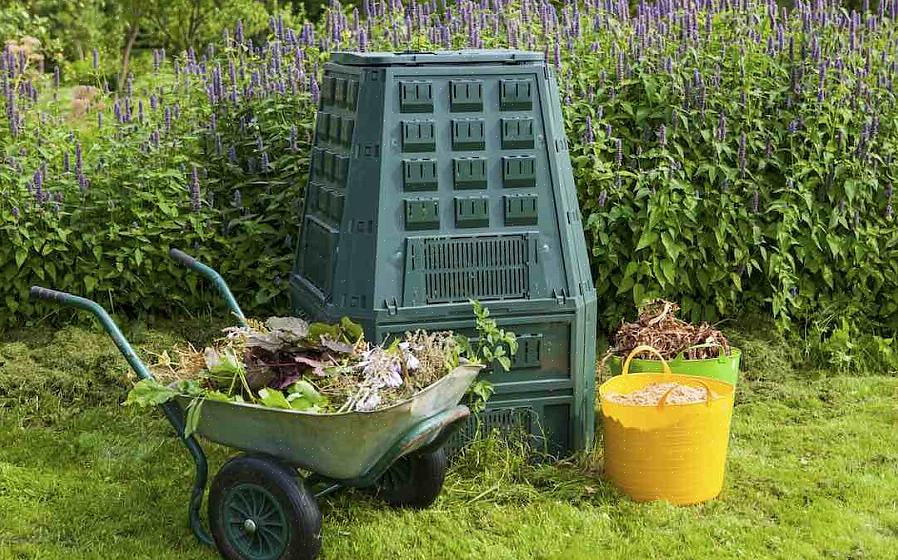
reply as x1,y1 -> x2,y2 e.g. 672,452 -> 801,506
607,300 -> 732,362
155,316 -> 462,413
604,382 -> 710,406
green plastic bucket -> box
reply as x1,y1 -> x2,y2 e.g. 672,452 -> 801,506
608,348 -> 741,386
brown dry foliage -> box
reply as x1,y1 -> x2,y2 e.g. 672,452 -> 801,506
70,86 -> 104,119
607,300 -> 731,361
5,37 -> 43,62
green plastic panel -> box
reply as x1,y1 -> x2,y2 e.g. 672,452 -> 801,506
501,117 -> 535,149
453,157 -> 488,189
403,159 -> 438,191
402,120 -> 436,152
292,51 -> 597,456
500,79 -> 534,110
402,234 -> 537,305
502,155 -> 536,187
404,198 -> 440,230
450,80 -> 484,112
399,80 -> 434,113
454,196 -> 489,228
504,193 -> 539,225
340,118 -> 355,146
330,50 -> 543,66
451,118 -> 486,150
321,75 -> 335,105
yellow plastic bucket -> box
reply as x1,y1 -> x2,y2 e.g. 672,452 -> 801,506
599,345 -> 735,505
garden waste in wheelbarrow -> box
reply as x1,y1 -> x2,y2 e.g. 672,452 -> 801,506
29,248 -> 482,560
174,362 -> 478,480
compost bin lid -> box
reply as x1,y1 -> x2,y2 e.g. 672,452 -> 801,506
329,50 -> 543,66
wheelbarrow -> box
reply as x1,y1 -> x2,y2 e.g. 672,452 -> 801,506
29,249 -> 482,560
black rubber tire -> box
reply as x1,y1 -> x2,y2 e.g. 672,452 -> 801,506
373,447 -> 448,509
209,454 -> 322,560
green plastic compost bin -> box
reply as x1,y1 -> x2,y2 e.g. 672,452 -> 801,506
290,50 -> 597,457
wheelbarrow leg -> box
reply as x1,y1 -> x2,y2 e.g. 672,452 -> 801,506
30,286 -> 214,547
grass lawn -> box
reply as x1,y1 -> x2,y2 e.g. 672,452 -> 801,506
0,321 -> 896,559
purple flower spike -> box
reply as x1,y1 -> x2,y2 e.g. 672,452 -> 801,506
738,132 -> 747,176
359,29 -> 368,51
236,20 -> 245,44
716,112 -> 727,142
289,125 -> 298,151
190,166 -> 201,211
75,142 -> 83,172
11,206 -> 19,219
33,168 -> 43,201
310,77 -> 320,105
615,138 -> 623,167
657,125 -> 667,148
751,191 -> 760,213
92,49 -> 99,70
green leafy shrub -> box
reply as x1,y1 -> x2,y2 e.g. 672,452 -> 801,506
2,0 -> 898,337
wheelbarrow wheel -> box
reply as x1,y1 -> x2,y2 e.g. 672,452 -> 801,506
374,447 -> 448,509
209,454 -> 322,560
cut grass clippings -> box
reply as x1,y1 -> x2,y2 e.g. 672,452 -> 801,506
1,322 -> 897,559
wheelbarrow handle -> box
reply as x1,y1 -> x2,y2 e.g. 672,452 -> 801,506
168,248 -> 247,327
30,285 -> 158,382
28,284 -> 214,547
29,286 -> 72,303
169,248 -> 198,267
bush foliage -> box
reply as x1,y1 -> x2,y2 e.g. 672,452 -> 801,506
2,0 -> 898,332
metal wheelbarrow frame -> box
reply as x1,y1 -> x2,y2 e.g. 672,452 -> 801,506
30,249 -> 480,560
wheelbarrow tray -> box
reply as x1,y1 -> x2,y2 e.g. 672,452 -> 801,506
174,364 -> 480,481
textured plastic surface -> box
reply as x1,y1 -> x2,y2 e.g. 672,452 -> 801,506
608,348 -> 741,386
291,50 -> 597,456
330,50 -> 543,66
599,347 -> 735,505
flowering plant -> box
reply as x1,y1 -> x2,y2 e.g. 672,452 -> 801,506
4,0 -> 898,334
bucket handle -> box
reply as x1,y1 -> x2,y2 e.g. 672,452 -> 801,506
621,345 -> 672,376
658,378 -> 714,408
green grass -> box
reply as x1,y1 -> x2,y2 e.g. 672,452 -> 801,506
1,322 -> 897,559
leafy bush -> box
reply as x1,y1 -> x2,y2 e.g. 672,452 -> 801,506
2,0 -> 898,335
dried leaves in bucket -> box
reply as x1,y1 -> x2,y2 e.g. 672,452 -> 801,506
607,300 -> 731,361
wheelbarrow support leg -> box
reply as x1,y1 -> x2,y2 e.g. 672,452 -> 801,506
169,248 -> 247,327
29,286 -> 215,547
